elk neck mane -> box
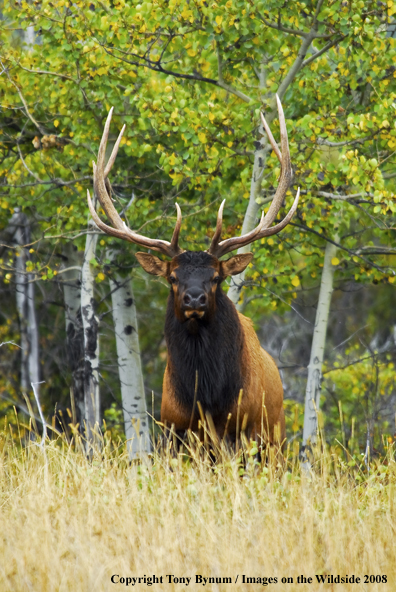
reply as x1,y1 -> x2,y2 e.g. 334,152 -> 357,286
165,254 -> 245,423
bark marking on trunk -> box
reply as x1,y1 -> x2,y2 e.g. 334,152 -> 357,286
109,259 -> 150,458
11,211 -> 40,397
81,225 -> 100,449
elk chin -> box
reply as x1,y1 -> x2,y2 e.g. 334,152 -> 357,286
184,311 -> 204,335
184,310 -> 205,320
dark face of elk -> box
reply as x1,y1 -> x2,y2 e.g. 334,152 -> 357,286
168,252 -> 220,323
135,250 -> 254,324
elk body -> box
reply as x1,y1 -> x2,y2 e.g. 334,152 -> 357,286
87,98 -> 299,446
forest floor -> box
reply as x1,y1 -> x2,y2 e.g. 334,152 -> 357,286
0,427 -> 395,592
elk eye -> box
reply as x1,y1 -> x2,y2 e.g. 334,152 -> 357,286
213,276 -> 220,283
169,276 -> 177,284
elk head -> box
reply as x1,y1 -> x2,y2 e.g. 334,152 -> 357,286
87,97 -> 300,325
133,250 -> 253,324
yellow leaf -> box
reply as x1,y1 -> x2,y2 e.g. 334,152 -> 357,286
389,276 -> 396,283
54,120 -> 59,128
198,132 -> 207,143
97,272 -> 105,281
331,257 -> 340,266
267,238 -> 274,245
215,15 -> 223,25
208,113 -> 215,121
291,276 -> 300,287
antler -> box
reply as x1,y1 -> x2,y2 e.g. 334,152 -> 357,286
207,95 -> 299,259
87,108 -> 184,258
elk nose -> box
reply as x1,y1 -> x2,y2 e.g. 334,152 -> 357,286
183,288 -> 207,310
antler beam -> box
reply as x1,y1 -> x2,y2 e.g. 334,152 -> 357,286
87,108 -> 184,258
207,95 -> 299,259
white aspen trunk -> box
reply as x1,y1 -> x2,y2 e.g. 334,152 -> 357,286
108,257 -> 150,458
302,240 -> 338,448
227,64 -> 270,307
12,211 -> 40,398
24,26 -> 35,48
14,233 -> 29,393
81,223 -> 100,450
61,243 -> 85,427
27,277 -> 40,388
227,137 -> 269,306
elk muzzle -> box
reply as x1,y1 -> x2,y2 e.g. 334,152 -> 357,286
182,287 -> 208,319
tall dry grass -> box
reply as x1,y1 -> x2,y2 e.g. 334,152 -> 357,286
0,424 -> 395,592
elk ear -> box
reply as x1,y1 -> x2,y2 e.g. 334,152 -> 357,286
135,252 -> 169,277
220,253 -> 253,277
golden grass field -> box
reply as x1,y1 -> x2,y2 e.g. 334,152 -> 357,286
0,424 -> 395,592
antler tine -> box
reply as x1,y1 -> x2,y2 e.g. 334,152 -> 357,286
207,199 -> 225,255
169,203 -> 182,252
208,96 -> 296,259
104,124 -> 126,179
97,107 -> 113,172
87,188 -> 135,240
260,111 -> 282,163
208,208 -> 265,258
258,187 -> 300,239
89,109 -> 184,258
93,160 -> 125,231
260,95 -> 292,230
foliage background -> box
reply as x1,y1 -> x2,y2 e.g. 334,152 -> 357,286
0,0 -> 395,452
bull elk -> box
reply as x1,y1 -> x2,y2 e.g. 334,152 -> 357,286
87,97 -> 299,448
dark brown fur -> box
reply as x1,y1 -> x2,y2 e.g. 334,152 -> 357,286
136,250 -> 285,446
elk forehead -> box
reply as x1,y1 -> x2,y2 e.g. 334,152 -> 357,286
170,251 -> 220,280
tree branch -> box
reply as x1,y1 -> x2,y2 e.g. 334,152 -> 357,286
291,222 -> 395,274
316,131 -> 379,148
216,80 -> 252,103
323,353 -> 387,375
256,16 -> 308,38
304,190 -> 374,200
14,62 -> 76,82
302,35 -> 344,68
277,33 -> 316,101
100,45 -> 253,103
6,175 -> 91,189
1,60 -> 47,135
382,170 -> 396,179
16,143 -> 45,183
